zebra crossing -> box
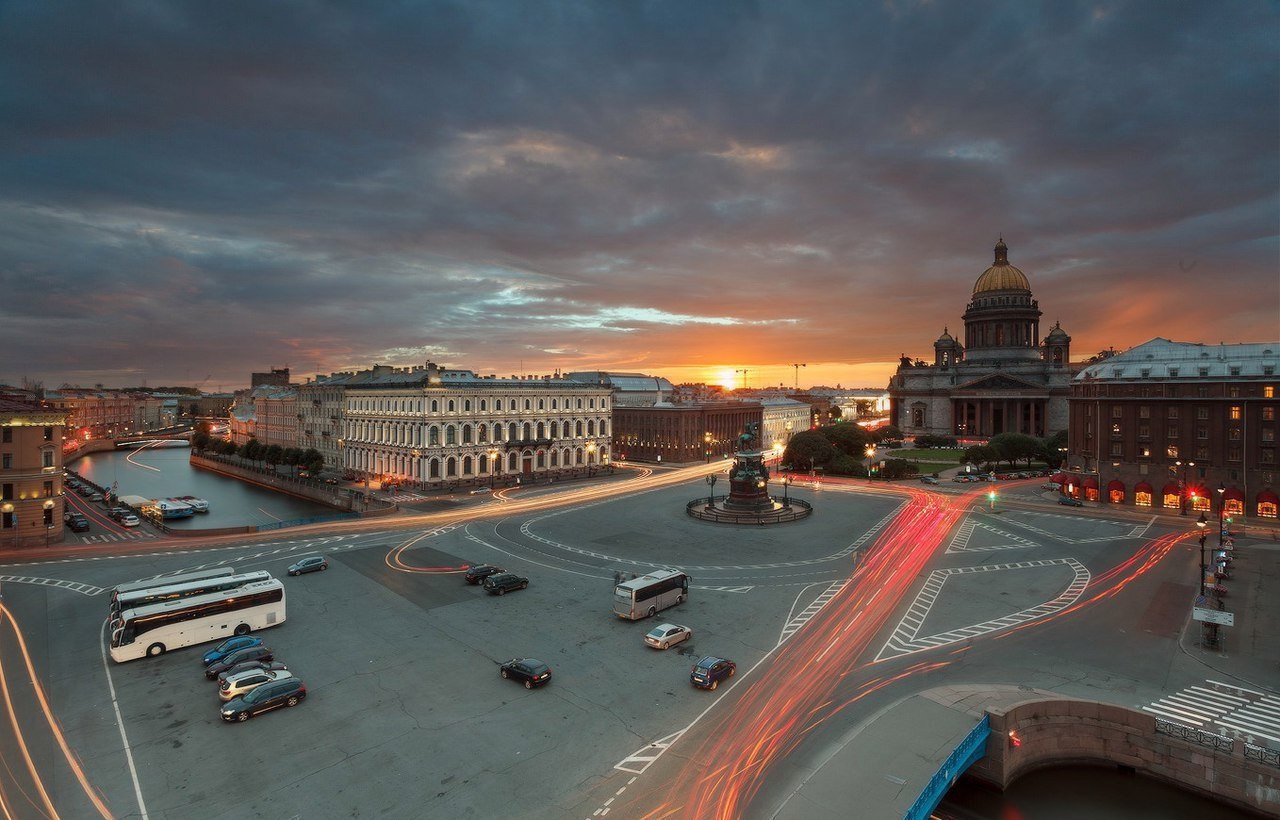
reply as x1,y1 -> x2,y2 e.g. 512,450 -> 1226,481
76,531 -> 158,545
1143,680 -> 1280,748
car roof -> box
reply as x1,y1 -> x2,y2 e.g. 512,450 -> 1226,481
225,667 -> 288,684
695,656 -> 724,667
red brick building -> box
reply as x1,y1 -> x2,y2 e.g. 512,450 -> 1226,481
613,402 -> 762,464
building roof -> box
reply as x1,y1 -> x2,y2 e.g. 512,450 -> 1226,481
973,238 -> 1030,294
1074,338 -> 1280,381
565,372 -> 675,392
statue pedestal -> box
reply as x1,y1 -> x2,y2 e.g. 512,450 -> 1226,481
725,450 -> 773,511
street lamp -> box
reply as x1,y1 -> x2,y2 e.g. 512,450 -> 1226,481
781,474 -> 792,506
587,441 -> 597,475
704,431 -> 712,463
865,445 -> 875,483
487,446 -> 499,488
1216,483 -> 1226,549
705,474 -> 718,508
1196,512 -> 1209,595
1174,459 -> 1195,515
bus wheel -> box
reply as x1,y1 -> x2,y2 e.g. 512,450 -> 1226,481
647,606 -> 656,618
146,643 -> 165,657
677,595 -> 684,605
234,624 -> 250,636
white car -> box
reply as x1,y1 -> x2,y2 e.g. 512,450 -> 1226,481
644,623 -> 693,650
219,667 -> 294,702
120,513 -> 141,527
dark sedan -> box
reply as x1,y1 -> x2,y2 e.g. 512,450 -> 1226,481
66,515 -> 90,533
499,658 -> 552,689
1058,495 -> 1084,507
205,646 -> 275,680
221,678 -> 307,722
690,656 -> 736,690
483,573 -> 529,595
201,635 -> 262,666
464,564 -> 505,584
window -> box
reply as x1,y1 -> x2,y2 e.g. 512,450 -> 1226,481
446,426 -> 457,445
1265,385 -> 1275,397
1198,368 -> 1209,377
1230,406 -> 1241,420
1110,443 -> 1123,456
1197,427 -> 1208,440
1168,368 -> 1178,378
1,483 -> 11,500
1138,446 -> 1151,458
431,400 -> 439,413
1,428 -> 9,443
1230,367 -> 1240,376
1138,406 -> 1150,419
1112,406 -> 1123,418
1229,387 -> 1240,398
538,399 -> 545,410
1167,427 -> 1179,440
480,400 -> 487,412
448,400 -> 455,412
1228,447 -> 1242,462
524,399 -> 531,411
44,426 -> 53,441
1167,407 -> 1179,419
1138,424 -> 1150,440
1228,428 -> 1241,441
1261,450 -> 1275,465
462,424 -> 472,445
1196,447 -> 1209,460
1,454 -> 9,469
1263,429 -> 1275,443
446,457 -> 456,477
1196,407 -> 1209,420
429,426 -> 440,446
43,481 -> 53,497
494,399 -> 502,411
464,400 -> 471,412
1167,445 -> 1179,458
43,508 -> 53,527
43,451 -> 54,468
1265,408 -> 1276,421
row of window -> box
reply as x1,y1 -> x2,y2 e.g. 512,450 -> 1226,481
1103,442 -> 1278,465
1072,489 -> 1277,519
1104,405 -> 1277,420
1108,425 -> 1277,443
1079,384 -> 1277,398
350,446 -> 606,478
347,395 -> 607,415
344,419 -> 608,447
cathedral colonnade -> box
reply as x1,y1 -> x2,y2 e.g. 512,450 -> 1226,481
952,398 -> 1048,438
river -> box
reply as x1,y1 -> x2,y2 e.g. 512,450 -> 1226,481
70,446 -> 336,529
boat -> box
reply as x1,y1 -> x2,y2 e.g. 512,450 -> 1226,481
145,499 -> 195,519
172,495 -> 210,512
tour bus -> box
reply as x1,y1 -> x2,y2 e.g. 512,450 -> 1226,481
109,578 -> 286,662
109,570 -> 274,626
109,567 -> 235,607
613,569 -> 691,620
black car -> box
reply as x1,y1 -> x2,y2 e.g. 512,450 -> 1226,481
690,656 -> 736,690
66,515 -> 90,533
1058,495 -> 1084,507
483,573 -> 529,595
499,658 -> 552,689
205,646 -> 275,680
221,677 -> 307,722
464,564 -> 505,585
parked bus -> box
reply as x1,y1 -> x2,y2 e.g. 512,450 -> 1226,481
613,569 -> 690,620
109,567 -> 235,607
109,570 -> 273,625
109,578 -> 286,662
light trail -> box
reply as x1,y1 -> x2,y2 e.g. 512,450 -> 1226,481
123,441 -> 162,473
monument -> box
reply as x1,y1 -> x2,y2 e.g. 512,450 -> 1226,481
687,422 -> 812,524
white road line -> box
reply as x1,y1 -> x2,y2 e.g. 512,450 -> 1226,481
99,619 -> 148,819
1143,704 -> 1206,724
1206,679 -> 1268,698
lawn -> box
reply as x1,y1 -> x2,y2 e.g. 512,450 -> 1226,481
881,447 -> 965,476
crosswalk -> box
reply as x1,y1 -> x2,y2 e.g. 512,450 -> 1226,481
75,531 -> 158,544
1143,680 -> 1280,748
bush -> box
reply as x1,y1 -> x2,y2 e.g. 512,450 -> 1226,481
879,458 -> 919,480
827,453 -> 867,477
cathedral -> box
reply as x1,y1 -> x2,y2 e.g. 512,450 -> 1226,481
888,239 -> 1073,439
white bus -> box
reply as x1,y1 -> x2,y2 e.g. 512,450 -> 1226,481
109,578 -> 286,662
613,569 -> 690,620
109,567 -> 235,607
109,570 -> 274,625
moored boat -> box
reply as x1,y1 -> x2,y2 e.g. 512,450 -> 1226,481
149,499 -> 195,519
173,495 -> 210,512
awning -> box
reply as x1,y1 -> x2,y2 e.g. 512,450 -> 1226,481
1134,482 -> 1153,494
1048,473 -> 1067,484
1223,487 -> 1245,502
1161,483 -> 1180,496
1082,477 -> 1098,490
1258,490 -> 1280,505
1107,480 -> 1126,492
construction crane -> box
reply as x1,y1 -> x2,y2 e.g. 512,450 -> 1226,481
791,363 -> 807,390
735,369 -> 749,390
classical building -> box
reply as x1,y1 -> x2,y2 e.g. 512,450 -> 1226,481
889,239 -> 1074,438
566,372 -> 676,406
1,399 -> 67,549
342,364 -> 612,486
1066,338 -> 1279,519
297,376 -> 351,472
759,397 -> 811,453
613,402 -> 762,464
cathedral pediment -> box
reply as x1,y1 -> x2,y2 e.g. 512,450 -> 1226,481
957,373 -> 1044,391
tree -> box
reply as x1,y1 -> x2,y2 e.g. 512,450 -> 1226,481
302,449 -> 326,474
242,438 -> 263,464
819,424 -> 868,458
989,432 -> 1039,466
1037,430 -> 1068,466
826,453 -> 866,477
963,444 -> 999,471
191,431 -> 210,453
283,447 -> 302,474
879,458 -> 919,480
218,440 -> 238,456
784,430 -> 837,472
264,444 -> 284,470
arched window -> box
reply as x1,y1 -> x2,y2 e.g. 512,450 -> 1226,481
431,400 -> 439,413
448,400 -> 456,412
601,420 -> 608,436
524,399 -> 531,411
493,423 -> 502,441
446,457 -> 457,477
429,458 -> 440,479
550,450 -> 559,467
429,426 -> 440,446
508,422 -> 518,441
538,399 -> 545,410
463,456 -> 473,474
587,420 -> 595,436
462,424 -> 473,444
551,399 -> 558,410
575,448 -> 584,465
536,451 -> 545,468
508,452 -> 518,471
494,399 -> 502,411
446,425 -> 457,445
523,422 -> 532,440
549,421 -> 558,439
464,400 -> 471,412
536,422 -> 545,439
478,425 -> 488,443
576,420 -> 583,437
577,398 -> 583,409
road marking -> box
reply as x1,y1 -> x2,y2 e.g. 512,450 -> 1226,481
778,581 -> 847,646
99,619 -> 149,819
0,575 -> 104,596
615,729 -> 686,774
1141,680 -> 1280,749
946,520 -> 1038,553
875,558 -> 1090,661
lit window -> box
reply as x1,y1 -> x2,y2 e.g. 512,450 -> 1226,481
1230,406 -> 1242,420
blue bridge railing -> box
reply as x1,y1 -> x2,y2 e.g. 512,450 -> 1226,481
256,512 -> 359,532
905,713 -> 990,820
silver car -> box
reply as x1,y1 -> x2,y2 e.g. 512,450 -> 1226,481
644,623 -> 693,650
219,667 -> 294,702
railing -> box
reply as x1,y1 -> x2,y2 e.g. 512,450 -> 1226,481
685,497 -> 813,524
257,513 -> 359,532
905,714 -> 990,820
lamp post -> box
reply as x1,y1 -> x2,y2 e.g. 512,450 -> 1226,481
704,431 -> 712,463
487,447 -> 499,489
1174,459 -> 1194,515
781,474 -> 791,506
587,441 -> 597,476
1196,512 -> 1208,595
705,474 -> 718,508
865,445 -> 875,483
1216,482 -> 1226,548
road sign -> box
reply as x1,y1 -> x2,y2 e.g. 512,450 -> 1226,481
1193,607 -> 1235,627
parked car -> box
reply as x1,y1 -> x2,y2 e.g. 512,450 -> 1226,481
287,556 -> 328,576
206,646 -> 275,680
220,667 -> 295,702
645,623 -> 693,650
499,658 -> 552,689
119,513 -> 141,527
201,635 -> 263,667
920,476 -> 940,485
464,564 -> 505,585
108,506 -> 129,521
1058,495 -> 1084,507
77,485 -> 95,497
690,656 -> 736,690
221,678 -> 307,722
63,509 -> 78,523
483,573 -> 529,595
66,515 -> 90,533
217,659 -> 288,684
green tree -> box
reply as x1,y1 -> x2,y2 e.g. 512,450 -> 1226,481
963,444 -> 998,471
283,447 -> 302,474
989,432 -> 1039,466
826,453 -> 867,477
242,438 -> 263,464
784,430 -> 837,472
1037,430 -> 1068,466
264,444 -> 284,470
219,440 -> 238,456
302,449 -> 326,474
819,424 -> 868,458
879,458 -> 919,480
191,431 -> 211,453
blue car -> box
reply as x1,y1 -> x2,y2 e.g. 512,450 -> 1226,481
690,656 -> 736,690
1058,495 -> 1084,507
202,635 -> 263,666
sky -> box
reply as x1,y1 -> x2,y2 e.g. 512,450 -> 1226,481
2,1 -> 1276,394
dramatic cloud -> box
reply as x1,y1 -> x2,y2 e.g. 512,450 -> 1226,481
1,0 -> 1276,391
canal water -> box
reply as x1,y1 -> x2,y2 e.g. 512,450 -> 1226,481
939,764 -> 1257,818
71,446 -> 336,529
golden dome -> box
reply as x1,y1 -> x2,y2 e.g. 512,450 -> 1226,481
972,238 -> 1030,294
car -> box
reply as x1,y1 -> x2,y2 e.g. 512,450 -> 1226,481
219,667 -> 295,701
202,635 -> 263,667
206,646 -> 275,679
645,623 -> 693,650
1058,495 -> 1084,507
221,677 -> 307,722
217,659 -> 288,684
483,573 -> 529,595
499,658 -> 552,689
920,476 -> 940,485
690,656 -> 736,690
108,506 -> 129,521
77,485 -> 95,496
63,509 -> 77,523
287,556 -> 328,575
66,515 -> 90,533
88,492 -> 104,502
464,564 -> 506,585
119,513 -> 141,527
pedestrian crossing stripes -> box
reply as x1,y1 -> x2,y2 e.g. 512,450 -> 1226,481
0,575 -> 105,596
1142,680 -> 1280,749
778,580 -> 846,646
615,729 -> 686,774
993,510 -> 1138,544
946,520 -> 1038,553
76,531 -> 158,544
